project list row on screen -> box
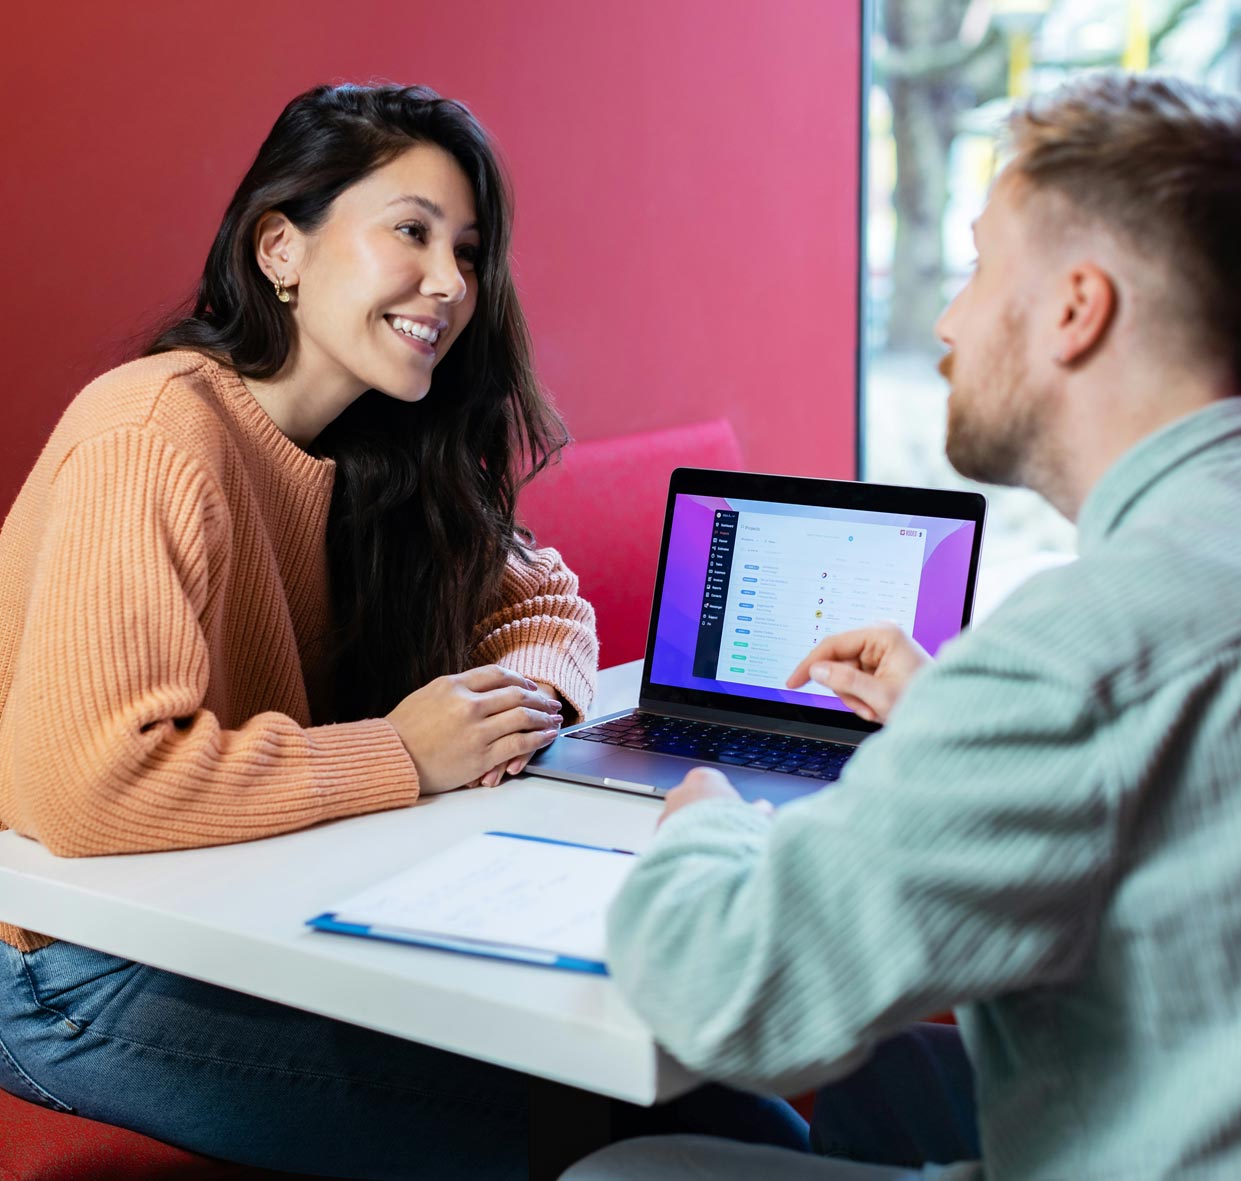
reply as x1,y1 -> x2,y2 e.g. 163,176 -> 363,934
699,510 -> 928,694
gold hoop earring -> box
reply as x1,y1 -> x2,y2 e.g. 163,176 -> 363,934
272,276 -> 291,304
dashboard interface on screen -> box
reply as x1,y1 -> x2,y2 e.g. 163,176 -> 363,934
648,493 -> 979,716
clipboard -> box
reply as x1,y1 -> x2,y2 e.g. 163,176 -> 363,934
307,831 -> 637,975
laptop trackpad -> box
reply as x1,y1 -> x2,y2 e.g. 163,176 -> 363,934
570,749 -> 822,806
574,749 -> 698,792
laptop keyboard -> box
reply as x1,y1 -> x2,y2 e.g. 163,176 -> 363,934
567,713 -> 855,781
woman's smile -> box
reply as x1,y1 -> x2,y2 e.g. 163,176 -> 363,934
385,313 -> 448,357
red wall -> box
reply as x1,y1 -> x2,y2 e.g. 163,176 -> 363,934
0,1 -> 860,517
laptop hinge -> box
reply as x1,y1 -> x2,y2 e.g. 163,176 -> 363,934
634,697 -> 870,746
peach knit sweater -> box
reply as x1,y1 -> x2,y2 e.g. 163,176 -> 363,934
0,351 -> 597,951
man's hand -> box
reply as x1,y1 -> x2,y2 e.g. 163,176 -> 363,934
786,623 -> 930,724
658,767 -> 773,826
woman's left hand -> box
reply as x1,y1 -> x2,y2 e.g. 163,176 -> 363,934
470,681 -> 563,787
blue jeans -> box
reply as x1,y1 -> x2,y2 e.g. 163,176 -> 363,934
0,940 -> 806,1178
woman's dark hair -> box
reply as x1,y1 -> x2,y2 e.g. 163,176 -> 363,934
149,84 -> 567,720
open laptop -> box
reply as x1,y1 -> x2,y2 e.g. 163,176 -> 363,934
531,468 -> 986,805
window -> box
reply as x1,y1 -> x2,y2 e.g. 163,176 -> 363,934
861,0 -> 1241,579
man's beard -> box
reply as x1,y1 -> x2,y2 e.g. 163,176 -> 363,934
941,311 -> 1046,489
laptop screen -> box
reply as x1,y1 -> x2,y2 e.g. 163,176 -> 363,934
643,472 -> 985,728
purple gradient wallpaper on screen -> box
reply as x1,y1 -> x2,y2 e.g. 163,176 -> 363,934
649,494 -> 978,714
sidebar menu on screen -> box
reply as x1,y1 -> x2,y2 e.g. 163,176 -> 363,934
692,509 -> 739,678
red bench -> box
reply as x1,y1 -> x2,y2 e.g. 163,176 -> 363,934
0,1085 -> 287,1180
520,418 -> 744,667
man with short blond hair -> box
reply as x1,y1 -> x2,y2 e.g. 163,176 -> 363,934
566,72 -> 1241,1180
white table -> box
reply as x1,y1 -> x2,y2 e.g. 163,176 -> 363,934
0,660 -> 686,1174
1,555 -> 1058,1172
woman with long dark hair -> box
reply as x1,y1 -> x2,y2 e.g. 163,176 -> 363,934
0,83 -> 596,1176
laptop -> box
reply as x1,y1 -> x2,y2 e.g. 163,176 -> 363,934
531,468 -> 986,805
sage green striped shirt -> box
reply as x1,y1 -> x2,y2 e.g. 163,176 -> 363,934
608,398 -> 1241,1179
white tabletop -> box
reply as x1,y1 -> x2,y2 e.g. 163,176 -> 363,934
0,551 -> 1060,1111
0,660 -> 697,1105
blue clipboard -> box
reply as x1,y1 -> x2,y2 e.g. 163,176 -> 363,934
306,831 -> 636,975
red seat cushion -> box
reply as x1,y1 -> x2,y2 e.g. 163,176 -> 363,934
520,419 -> 744,667
0,1087 -> 314,1180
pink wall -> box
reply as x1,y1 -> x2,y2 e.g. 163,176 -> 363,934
0,1 -> 860,517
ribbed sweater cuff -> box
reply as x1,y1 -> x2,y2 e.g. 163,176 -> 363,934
0,923 -> 54,953
307,718 -> 421,818
658,797 -> 771,844
492,644 -> 596,723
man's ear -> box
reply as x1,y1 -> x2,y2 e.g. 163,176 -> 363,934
253,211 -> 303,291
1055,262 -> 1117,366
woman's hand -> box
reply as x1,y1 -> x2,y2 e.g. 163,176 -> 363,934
786,623 -> 930,724
466,681 -> 564,788
386,666 -> 562,794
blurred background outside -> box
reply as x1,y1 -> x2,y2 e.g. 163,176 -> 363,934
863,0 -> 1241,574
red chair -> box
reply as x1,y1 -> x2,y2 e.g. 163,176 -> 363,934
0,1087 -> 241,1180
0,1086 -> 332,1180
520,418 -> 744,668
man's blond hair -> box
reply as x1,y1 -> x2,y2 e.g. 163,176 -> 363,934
1007,71 -> 1241,385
